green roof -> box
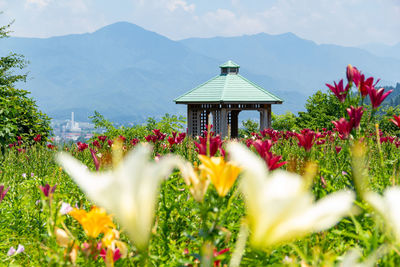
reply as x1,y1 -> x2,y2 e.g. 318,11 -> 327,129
219,60 -> 240,68
174,73 -> 283,104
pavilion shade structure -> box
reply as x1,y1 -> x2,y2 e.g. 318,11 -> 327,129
174,60 -> 283,138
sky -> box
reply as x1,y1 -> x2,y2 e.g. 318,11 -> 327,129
0,0 -> 399,46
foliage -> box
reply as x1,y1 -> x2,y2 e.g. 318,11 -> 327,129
238,119 -> 259,137
0,19 -> 51,146
90,111 -> 186,140
295,90 -> 344,130
272,111 -> 298,131
0,86 -> 51,146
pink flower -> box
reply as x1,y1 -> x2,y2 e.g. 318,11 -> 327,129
39,184 -> 57,197
100,248 -> 121,263
90,148 -> 100,171
326,79 -> 349,103
368,86 -> 392,109
107,139 -> 113,147
0,185 -> 10,203
335,146 -> 342,154
252,139 -> 274,155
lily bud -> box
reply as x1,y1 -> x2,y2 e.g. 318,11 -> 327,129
346,64 -> 354,84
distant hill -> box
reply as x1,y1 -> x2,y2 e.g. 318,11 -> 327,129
359,43 -> 400,60
0,21 -> 399,123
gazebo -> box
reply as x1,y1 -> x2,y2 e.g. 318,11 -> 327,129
174,60 -> 283,138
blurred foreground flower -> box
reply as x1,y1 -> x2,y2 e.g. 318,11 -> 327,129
56,144 -> 178,250
365,187 -> 400,242
178,161 -> 210,202
0,185 -> 10,203
228,142 -> 355,248
198,155 -> 241,197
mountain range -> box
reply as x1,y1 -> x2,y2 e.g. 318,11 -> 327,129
0,21 -> 399,123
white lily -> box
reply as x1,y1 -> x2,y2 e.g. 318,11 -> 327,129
227,142 -> 355,248
365,187 -> 400,242
56,144 -> 178,250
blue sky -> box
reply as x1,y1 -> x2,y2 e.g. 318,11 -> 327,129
0,0 -> 399,46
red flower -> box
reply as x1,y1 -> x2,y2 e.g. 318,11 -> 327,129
118,135 -> 126,142
316,139 -> 326,145
0,185 -> 10,203
98,135 -> 107,142
264,151 -> 287,171
92,140 -> 101,149
350,66 -> 362,87
107,139 -> 113,147
326,79 -> 349,103
390,115 -> 400,128
368,86 -> 393,109
33,134 -> 41,142
77,142 -> 88,151
296,131 -> 315,152
252,139 -> 274,156
335,146 -> 342,154
130,138 -> 139,146
346,106 -> 364,129
47,144 -> 55,149
39,184 -> 57,197
167,132 -> 186,147
358,75 -> 375,98
332,118 -> 353,140
213,248 -> 229,267
8,143 -> 15,148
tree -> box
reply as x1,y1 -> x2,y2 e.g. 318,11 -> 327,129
272,111 -> 298,131
295,90 -> 343,130
0,18 -> 51,146
238,119 -> 259,137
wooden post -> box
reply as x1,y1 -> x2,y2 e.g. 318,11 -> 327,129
267,104 -> 272,128
259,106 -> 268,131
187,105 -> 193,136
220,108 -> 228,138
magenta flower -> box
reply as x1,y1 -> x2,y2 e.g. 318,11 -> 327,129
39,184 -> 57,197
332,118 -> 353,140
252,139 -> 274,156
335,146 -> 342,154
90,148 -> 100,171
0,185 -> 10,203
346,106 -> 364,129
130,138 -> 139,146
368,86 -> 393,109
390,115 -> 400,128
264,151 -> 287,171
77,142 -> 88,151
194,132 -> 222,157
296,131 -> 316,152
326,79 -> 350,103
98,135 -> 107,142
92,140 -> 101,149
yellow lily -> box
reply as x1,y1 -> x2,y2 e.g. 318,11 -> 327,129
178,161 -> 210,202
198,155 -> 241,197
57,144 -> 178,251
228,142 -> 355,248
69,206 -> 115,239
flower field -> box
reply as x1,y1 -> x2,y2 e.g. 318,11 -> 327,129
2,66 -> 400,266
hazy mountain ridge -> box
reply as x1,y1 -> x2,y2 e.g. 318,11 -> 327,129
1,21 -> 399,123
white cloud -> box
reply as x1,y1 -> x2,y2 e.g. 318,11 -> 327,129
166,0 -> 195,12
25,0 -> 51,8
